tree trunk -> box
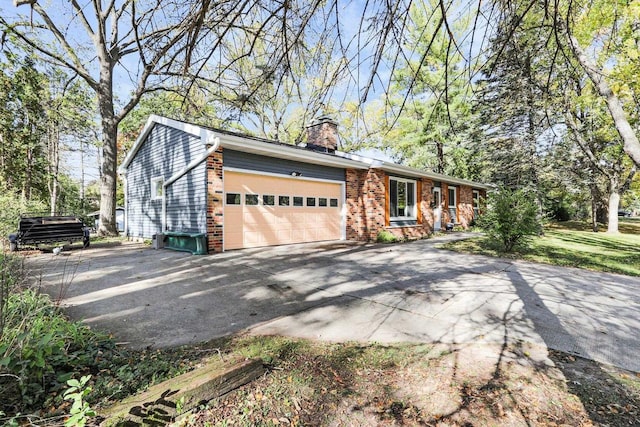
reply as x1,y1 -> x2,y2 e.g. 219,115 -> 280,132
97,61 -> 118,236
98,115 -> 118,235
591,197 -> 598,232
568,34 -> 640,167
80,140 -> 85,211
48,124 -> 60,215
436,141 -> 444,174
22,144 -> 33,202
607,188 -> 620,234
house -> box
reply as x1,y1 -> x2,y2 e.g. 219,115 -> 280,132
119,115 -> 489,252
90,207 -> 125,232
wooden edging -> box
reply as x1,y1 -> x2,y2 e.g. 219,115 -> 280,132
100,358 -> 264,426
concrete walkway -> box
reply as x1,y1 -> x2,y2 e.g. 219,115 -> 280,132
28,234 -> 640,372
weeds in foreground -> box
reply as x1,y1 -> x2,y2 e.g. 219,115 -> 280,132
0,253 -> 221,423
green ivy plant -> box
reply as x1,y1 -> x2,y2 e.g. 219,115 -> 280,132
63,375 -> 95,427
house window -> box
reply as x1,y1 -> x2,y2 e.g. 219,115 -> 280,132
389,177 -> 416,219
279,196 -> 290,206
245,194 -> 259,206
448,187 -> 457,222
306,197 -> 316,207
318,198 -> 328,207
293,196 -> 303,206
472,190 -> 480,219
150,177 -> 164,200
226,193 -> 241,205
263,195 -> 275,206
330,198 -> 339,207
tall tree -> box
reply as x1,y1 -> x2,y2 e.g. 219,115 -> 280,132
1,1 -> 341,234
45,72 -> 96,215
0,55 -> 48,202
1,1 -> 237,234
484,0 -> 640,169
471,11 -> 551,195
564,96 -> 636,233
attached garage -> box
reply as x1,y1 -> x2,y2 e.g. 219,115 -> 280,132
120,115 -> 489,254
223,170 -> 343,250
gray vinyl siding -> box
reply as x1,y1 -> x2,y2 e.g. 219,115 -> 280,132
125,124 -> 206,238
165,161 -> 206,233
224,149 -> 345,182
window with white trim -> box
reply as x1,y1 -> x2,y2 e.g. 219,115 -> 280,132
226,193 -> 241,205
279,195 -> 290,206
448,187 -> 457,222
150,177 -> 164,200
263,195 -> 275,206
472,190 -> 480,219
245,194 -> 259,206
389,177 -> 416,219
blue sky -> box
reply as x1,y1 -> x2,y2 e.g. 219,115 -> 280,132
1,0 -> 487,184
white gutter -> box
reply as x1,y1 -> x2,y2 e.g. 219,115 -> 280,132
336,151 -> 491,190
380,163 -> 491,189
161,132 -> 220,232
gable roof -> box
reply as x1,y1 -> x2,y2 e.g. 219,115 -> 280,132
119,115 -> 369,173
119,115 -> 490,190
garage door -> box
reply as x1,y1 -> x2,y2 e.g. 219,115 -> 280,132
224,171 -> 343,250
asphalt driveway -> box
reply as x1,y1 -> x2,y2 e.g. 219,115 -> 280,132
28,235 -> 640,372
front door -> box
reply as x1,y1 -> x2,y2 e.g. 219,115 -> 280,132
433,187 -> 442,231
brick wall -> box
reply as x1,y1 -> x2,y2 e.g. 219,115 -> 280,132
458,185 -> 474,227
206,148 -> 224,252
439,183 -> 479,228
346,170 -> 435,241
420,178 -> 434,231
346,169 -> 386,240
364,169 -> 386,240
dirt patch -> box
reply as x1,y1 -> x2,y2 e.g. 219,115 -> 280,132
549,350 -> 640,426
183,337 -> 639,426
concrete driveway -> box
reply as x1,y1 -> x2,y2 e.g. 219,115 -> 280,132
28,235 -> 640,372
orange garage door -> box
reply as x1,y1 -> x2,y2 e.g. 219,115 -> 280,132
224,171 -> 343,250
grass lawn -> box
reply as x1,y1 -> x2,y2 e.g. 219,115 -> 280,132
441,218 -> 640,276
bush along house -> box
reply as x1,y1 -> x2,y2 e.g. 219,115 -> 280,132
118,115 -> 488,253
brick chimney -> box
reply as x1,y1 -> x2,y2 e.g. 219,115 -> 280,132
306,115 -> 338,152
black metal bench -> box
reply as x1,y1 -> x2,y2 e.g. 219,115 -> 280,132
8,214 -> 90,252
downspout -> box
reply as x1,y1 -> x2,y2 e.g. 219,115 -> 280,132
123,175 -> 128,237
162,131 -> 220,232
116,166 -> 129,238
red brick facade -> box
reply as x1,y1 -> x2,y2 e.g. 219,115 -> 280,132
306,117 -> 338,151
346,168 -> 479,242
345,169 -> 387,240
458,185 -> 474,228
206,148 -> 224,252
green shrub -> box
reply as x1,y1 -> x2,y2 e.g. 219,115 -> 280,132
376,230 -> 399,243
0,288 -> 100,410
478,187 -> 541,252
